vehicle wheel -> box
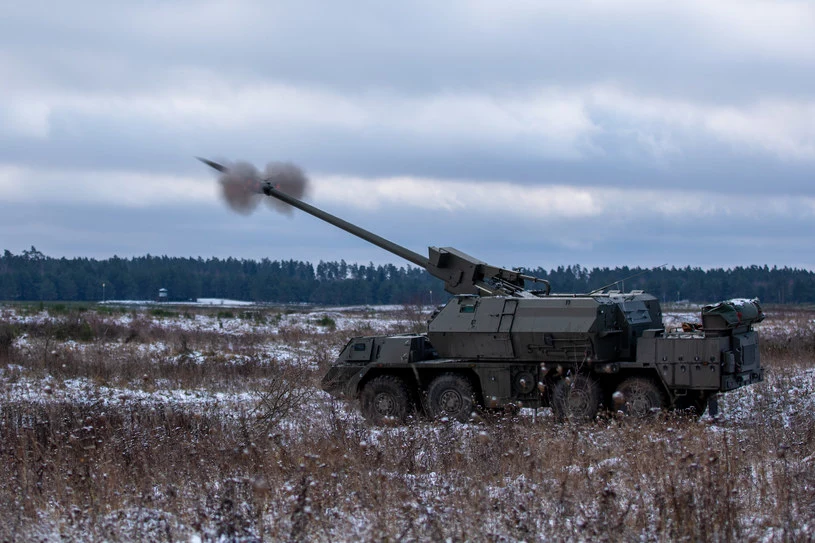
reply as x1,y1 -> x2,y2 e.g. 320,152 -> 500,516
426,373 -> 476,422
360,375 -> 414,425
551,374 -> 601,422
673,391 -> 709,419
614,377 -> 668,418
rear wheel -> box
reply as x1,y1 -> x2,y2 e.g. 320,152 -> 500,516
551,374 -> 601,422
674,391 -> 709,419
426,373 -> 476,422
614,377 -> 668,418
360,375 -> 414,425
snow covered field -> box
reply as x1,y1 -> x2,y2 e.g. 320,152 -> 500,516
1,303 -> 813,541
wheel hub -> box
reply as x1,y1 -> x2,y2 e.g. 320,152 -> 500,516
373,392 -> 396,416
439,389 -> 463,413
627,393 -> 653,417
567,389 -> 592,416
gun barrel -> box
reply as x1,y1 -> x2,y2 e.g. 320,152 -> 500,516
262,183 -> 431,269
195,157 -> 229,173
199,157 -> 548,297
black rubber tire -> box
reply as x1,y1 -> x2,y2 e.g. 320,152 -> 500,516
673,391 -> 709,419
614,377 -> 668,418
360,375 -> 414,425
426,373 -> 476,422
551,374 -> 601,422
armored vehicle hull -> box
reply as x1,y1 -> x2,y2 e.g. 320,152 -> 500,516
322,296 -> 764,422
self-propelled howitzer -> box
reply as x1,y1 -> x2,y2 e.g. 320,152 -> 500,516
259,181 -> 764,423
201,159 -> 765,423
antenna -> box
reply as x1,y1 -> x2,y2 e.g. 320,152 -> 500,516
588,263 -> 668,295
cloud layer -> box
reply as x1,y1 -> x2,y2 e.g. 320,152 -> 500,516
1,1 -> 814,270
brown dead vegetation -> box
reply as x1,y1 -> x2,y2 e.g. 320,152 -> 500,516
0,305 -> 813,541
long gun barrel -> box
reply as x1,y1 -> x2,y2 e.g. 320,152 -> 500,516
261,182 -> 430,270
262,182 -> 550,297
198,158 -> 549,296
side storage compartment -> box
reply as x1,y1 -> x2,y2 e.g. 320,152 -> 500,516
638,336 -> 728,390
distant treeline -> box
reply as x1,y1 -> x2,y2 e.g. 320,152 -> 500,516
2,247 -> 814,304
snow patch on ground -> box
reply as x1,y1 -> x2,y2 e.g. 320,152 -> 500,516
1,376 -> 257,412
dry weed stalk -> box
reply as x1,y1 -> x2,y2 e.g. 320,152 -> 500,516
252,361 -> 315,428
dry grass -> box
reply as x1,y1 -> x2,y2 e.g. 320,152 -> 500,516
0,304 -> 813,541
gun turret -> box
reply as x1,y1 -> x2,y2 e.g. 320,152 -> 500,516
260,182 -> 550,297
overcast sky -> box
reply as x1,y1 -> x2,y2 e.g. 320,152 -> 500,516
1,1 -> 814,270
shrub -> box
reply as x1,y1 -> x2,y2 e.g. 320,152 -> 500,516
0,321 -> 18,361
48,303 -> 68,315
315,316 -> 336,328
150,308 -> 179,318
252,363 -> 315,428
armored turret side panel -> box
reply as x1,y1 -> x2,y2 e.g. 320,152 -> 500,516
427,295 -> 608,362
427,296 -> 518,359
508,296 -> 610,363
427,293 -> 662,364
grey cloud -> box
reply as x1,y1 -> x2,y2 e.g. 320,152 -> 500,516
2,2 -> 814,100
2,1 -> 814,270
1,104 -> 812,198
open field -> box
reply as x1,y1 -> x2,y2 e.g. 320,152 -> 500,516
1,303 -> 813,541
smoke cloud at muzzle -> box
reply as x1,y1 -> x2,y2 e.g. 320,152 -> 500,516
263,162 -> 309,215
215,160 -> 310,215
219,161 -> 262,214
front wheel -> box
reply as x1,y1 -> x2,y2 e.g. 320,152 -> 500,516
360,375 -> 414,425
551,374 -> 601,422
426,373 -> 476,422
